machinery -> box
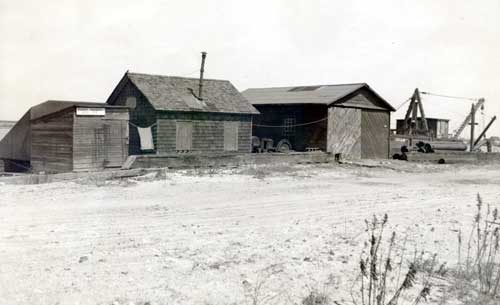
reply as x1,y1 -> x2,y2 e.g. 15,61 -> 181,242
251,136 -> 293,153
392,88 -> 496,154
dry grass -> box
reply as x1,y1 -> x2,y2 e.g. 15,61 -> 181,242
350,214 -> 437,305
451,194 -> 500,303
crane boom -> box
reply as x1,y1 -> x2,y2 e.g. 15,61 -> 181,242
452,98 -> 485,139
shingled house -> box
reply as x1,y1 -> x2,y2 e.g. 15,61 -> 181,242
242,83 -> 395,159
106,72 -> 259,155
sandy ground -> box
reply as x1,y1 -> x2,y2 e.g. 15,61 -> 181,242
0,161 -> 499,305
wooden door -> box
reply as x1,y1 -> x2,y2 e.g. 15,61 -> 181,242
327,107 -> 361,158
361,110 -> 390,159
93,127 -> 106,166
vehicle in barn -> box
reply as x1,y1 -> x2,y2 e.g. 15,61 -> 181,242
242,83 -> 395,159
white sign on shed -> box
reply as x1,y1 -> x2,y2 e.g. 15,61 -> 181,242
76,108 -> 106,116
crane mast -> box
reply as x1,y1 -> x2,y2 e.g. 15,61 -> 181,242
452,98 -> 485,139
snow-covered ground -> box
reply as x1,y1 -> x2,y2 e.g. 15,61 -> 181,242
0,162 -> 499,305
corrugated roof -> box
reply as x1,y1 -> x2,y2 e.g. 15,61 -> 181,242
242,83 -> 395,111
123,72 -> 259,114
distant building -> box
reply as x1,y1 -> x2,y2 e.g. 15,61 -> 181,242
242,83 -> 395,159
106,72 -> 259,155
395,117 -> 449,139
0,101 -> 129,173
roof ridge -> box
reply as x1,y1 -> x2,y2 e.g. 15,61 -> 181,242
127,72 -> 229,82
243,83 -> 367,91
43,99 -> 102,104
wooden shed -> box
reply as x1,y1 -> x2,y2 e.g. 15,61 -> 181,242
0,101 -> 129,173
396,117 -> 449,139
242,83 -> 395,159
106,72 -> 259,155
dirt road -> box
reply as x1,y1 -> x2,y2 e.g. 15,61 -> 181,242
0,162 -> 499,304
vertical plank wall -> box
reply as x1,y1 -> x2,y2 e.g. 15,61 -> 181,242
73,108 -> 129,171
361,110 -> 390,159
327,107 -> 362,158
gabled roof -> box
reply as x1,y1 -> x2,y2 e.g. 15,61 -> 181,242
242,83 -> 395,111
107,72 -> 259,115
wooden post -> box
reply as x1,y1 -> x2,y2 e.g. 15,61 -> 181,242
473,115 -> 497,147
415,88 -> 429,134
403,92 -> 416,134
470,103 -> 475,152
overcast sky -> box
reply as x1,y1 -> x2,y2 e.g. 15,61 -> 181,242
1,0 -> 499,137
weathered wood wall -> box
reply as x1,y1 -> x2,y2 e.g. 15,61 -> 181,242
31,111 -> 74,173
327,107 -> 361,158
361,110 -> 390,159
0,111 -> 32,161
108,80 -> 157,155
156,112 -> 252,153
73,108 -> 129,171
335,87 -> 388,110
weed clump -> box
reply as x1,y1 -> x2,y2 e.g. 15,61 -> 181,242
351,214 -> 436,305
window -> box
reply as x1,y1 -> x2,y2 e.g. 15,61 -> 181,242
224,121 -> 239,151
282,117 -> 296,136
176,121 -> 193,151
125,96 -> 137,109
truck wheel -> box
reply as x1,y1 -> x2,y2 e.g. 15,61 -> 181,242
276,139 -> 292,153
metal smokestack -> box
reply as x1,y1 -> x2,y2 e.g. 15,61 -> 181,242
198,52 -> 207,100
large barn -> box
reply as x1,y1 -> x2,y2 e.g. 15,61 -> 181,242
242,83 -> 395,159
0,101 -> 129,173
106,72 -> 259,155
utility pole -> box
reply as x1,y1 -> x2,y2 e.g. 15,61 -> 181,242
470,103 -> 475,152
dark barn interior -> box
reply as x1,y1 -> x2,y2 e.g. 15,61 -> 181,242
252,104 -> 327,151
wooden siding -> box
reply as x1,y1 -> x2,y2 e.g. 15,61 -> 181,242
361,110 -> 390,159
72,108 -> 129,171
31,111 -> 74,173
156,112 -> 252,153
0,111 -> 32,161
108,80 -> 157,155
335,87 -> 389,111
327,107 -> 361,158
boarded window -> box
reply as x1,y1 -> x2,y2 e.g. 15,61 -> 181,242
176,121 -> 193,151
224,121 -> 239,151
282,117 -> 296,136
125,97 -> 137,109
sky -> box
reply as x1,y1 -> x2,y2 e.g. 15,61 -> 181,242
1,0 -> 499,137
